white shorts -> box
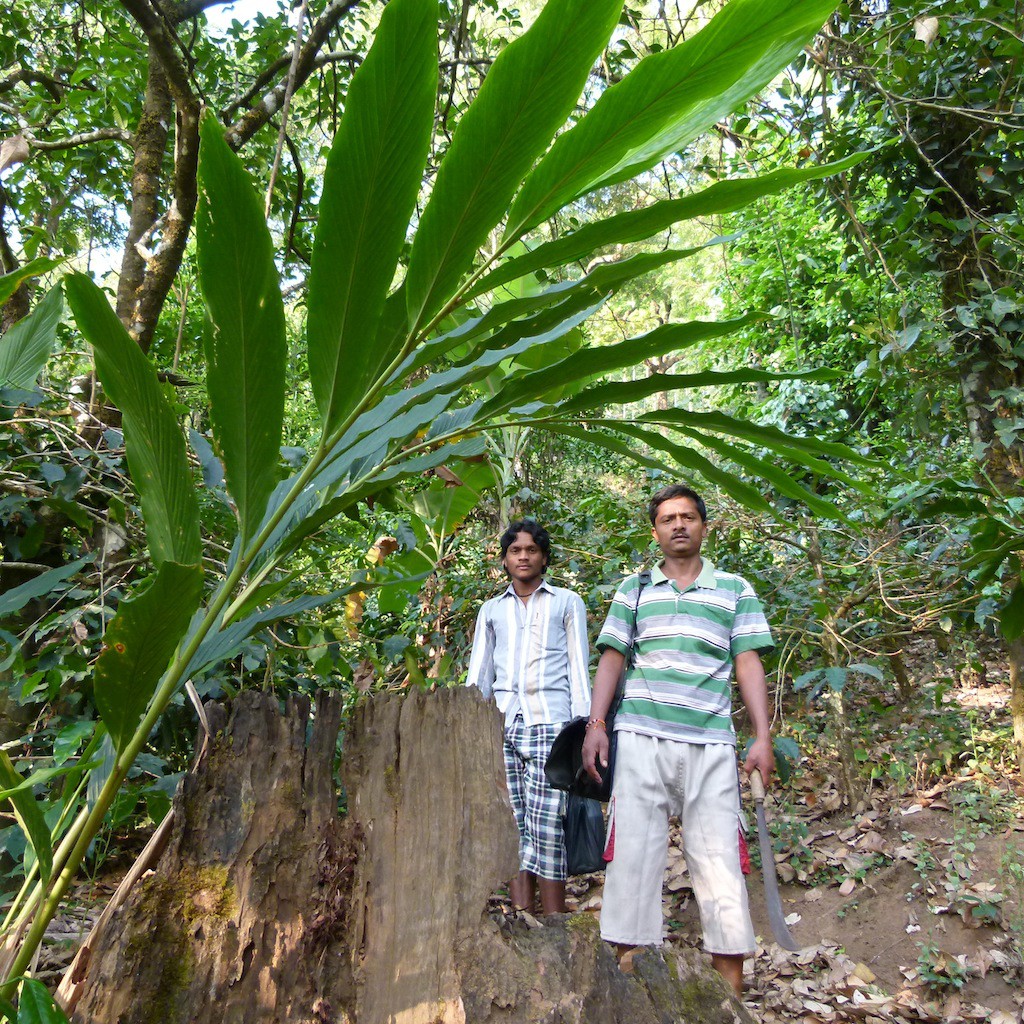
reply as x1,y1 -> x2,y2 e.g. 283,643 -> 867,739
600,731 -> 755,956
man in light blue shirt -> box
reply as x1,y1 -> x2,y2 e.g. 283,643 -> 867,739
467,520 -> 590,914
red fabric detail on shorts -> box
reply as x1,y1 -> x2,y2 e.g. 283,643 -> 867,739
603,814 -> 615,862
738,828 -> 751,875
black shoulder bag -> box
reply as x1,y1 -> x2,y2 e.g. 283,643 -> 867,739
545,570 -> 650,802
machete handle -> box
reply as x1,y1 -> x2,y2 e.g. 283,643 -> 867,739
749,768 -> 766,801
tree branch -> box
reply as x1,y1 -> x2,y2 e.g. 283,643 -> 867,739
0,70 -> 69,103
116,0 -> 201,352
171,0 -> 233,18
225,0 -> 363,149
27,129 -> 133,152
222,50 -> 362,121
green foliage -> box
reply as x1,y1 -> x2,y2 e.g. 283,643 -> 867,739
506,0 -> 839,236
8,978 -> 70,1023
0,288 -> 63,391
793,662 -> 883,699
407,0 -> 624,331
306,0 -> 438,435
93,561 -> 203,754
916,941 -> 971,994
0,753 -> 52,886
0,262 -> 64,308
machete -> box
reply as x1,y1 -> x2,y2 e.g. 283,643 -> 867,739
750,769 -> 801,951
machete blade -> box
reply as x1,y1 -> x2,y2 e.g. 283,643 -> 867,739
750,769 -> 801,951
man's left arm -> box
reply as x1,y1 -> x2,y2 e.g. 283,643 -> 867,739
565,593 -> 591,719
735,649 -> 775,784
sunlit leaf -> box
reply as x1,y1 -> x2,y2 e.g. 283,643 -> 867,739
474,153 -> 868,296
507,0 -> 837,238
197,113 -> 287,546
15,978 -> 70,1023
0,258 -> 63,306
306,0 -> 439,437
405,0 -> 624,333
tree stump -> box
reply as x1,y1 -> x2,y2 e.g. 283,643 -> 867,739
63,687 -> 752,1024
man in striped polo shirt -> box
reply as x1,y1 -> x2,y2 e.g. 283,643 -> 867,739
582,484 -> 775,997
467,520 -> 590,915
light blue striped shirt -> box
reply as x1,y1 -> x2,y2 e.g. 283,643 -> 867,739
466,579 -> 591,727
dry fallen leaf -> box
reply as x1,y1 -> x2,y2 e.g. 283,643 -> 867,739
850,963 -> 876,984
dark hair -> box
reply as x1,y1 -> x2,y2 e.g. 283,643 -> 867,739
648,484 -> 707,525
499,520 -> 551,565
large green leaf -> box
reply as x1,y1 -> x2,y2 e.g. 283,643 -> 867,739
548,421 -> 774,513
552,366 -> 841,416
0,752 -> 52,885
0,556 -> 91,618
0,258 -> 63,306
0,760 -> 101,804
476,153 -> 868,296
15,978 -> 70,1023
410,460 -> 493,540
182,588 -> 348,680
506,0 -> 837,239
65,275 -> 201,567
306,0 -> 438,438
394,293 -> 606,397
664,424 -> 853,519
196,114 -> 286,546
641,408 -> 874,466
404,0 -> 624,334
94,561 -> 203,755
0,285 -> 63,390
273,436 -> 488,561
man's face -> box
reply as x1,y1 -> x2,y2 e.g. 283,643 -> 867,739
503,531 -> 547,584
651,496 -> 707,559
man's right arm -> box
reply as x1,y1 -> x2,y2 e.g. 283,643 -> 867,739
465,604 -> 496,697
581,647 -> 625,782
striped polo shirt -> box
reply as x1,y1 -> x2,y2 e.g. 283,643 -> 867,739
596,560 -> 773,745
466,579 -> 591,728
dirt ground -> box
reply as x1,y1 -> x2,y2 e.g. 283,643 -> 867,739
563,801 -> 1023,1024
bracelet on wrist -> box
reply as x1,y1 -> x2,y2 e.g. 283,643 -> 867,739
585,718 -> 606,730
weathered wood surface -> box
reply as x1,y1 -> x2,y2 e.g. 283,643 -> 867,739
340,687 -> 519,1024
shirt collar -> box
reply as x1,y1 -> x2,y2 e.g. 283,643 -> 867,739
651,559 -> 717,590
500,577 -> 555,599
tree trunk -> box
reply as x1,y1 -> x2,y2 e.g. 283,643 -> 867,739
62,687 -> 752,1024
